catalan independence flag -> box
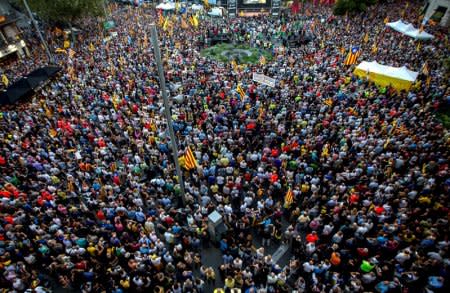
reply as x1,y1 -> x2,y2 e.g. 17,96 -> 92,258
284,188 -> 294,208
237,84 -> 246,99
184,146 -> 198,170
344,46 -> 361,66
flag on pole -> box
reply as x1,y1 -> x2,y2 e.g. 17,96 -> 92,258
184,146 -> 198,170
192,14 -> 199,27
426,75 -> 431,87
158,10 -> 164,26
371,43 -> 378,54
68,48 -> 76,58
344,46 -> 361,66
163,18 -> 170,31
231,60 -> 238,72
284,188 -> 294,208
1,74 -> 9,87
203,0 -> 210,10
363,32 -> 369,43
181,17 -> 188,29
421,62 -> 429,75
259,55 -> 266,65
237,84 -> 246,99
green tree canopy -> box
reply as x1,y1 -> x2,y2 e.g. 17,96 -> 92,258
333,0 -> 377,15
13,0 -> 105,24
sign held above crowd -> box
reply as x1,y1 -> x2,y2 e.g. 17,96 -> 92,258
252,73 -> 276,87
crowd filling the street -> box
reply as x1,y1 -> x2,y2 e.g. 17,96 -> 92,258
0,1 -> 449,292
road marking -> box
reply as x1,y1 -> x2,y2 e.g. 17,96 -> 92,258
272,244 -> 289,263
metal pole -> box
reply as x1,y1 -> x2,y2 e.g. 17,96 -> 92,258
23,0 -> 55,64
149,24 -> 186,205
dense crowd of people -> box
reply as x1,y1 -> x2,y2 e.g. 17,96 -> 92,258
1,1 -> 449,292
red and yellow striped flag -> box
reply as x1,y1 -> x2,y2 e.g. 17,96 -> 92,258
237,84 -> 246,99
184,146 -> 198,170
284,188 -> 294,208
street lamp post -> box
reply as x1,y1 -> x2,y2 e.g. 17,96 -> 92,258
23,0 -> 55,64
149,24 -> 187,205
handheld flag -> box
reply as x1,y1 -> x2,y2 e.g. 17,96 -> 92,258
181,17 -> 189,29
259,55 -> 266,65
68,48 -> 76,58
363,32 -> 369,43
192,14 -> 199,27
344,46 -> 361,66
371,43 -> 378,54
184,146 -> 198,170
237,84 -> 246,99
231,60 -> 238,72
426,75 -> 431,87
421,62 -> 429,75
203,0 -> 210,10
284,188 -> 294,208
1,74 -> 9,87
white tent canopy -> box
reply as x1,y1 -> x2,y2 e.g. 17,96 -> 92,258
156,2 -> 176,10
386,20 -> 434,40
356,61 -> 419,82
191,4 -> 204,11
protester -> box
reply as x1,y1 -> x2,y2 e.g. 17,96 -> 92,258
0,1 -> 449,292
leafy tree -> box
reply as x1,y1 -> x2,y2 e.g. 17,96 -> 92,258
11,0 -> 105,25
333,0 -> 377,15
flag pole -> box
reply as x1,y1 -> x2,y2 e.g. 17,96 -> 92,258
150,24 -> 186,205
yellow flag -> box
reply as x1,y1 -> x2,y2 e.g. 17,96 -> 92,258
89,42 -> 95,52
363,32 -> 369,43
163,18 -> 169,31
426,76 -> 431,87
203,0 -> 210,10
231,60 -> 238,72
181,18 -> 188,29
68,48 -> 75,58
416,42 -> 421,52
371,43 -> 378,54
1,74 -> 9,87
237,84 -> 246,99
64,40 -> 70,49
192,14 -> 199,28
49,128 -> 57,138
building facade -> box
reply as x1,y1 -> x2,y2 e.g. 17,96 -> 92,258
424,0 -> 450,26
0,0 -> 29,60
